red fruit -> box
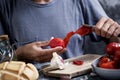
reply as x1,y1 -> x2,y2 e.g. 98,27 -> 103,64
114,47 -> 120,64
73,60 -> 84,65
99,61 -> 115,69
98,56 -> 109,67
105,42 -> 120,55
98,56 -> 116,69
49,38 -> 65,48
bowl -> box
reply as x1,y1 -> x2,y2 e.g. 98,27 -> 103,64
92,56 -> 120,80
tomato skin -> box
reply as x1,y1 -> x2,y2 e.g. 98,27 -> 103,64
113,47 -> 120,68
49,38 -> 65,48
63,31 -> 75,47
105,42 -> 119,56
73,60 -> 84,65
75,25 -> 92,36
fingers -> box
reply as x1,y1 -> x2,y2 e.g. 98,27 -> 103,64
43,46 -> 64,54
105,22 -> 119,38
95,17 -> 107,35
58,48 -> 67,54
113,24 -> 120,37
35,40 -> 50,47
35,47 -> 66,63
101,18 -> 114,37
30,40 -> 66,62
95,16 -> 120,38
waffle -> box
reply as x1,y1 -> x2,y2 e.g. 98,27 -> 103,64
0,61 -> 39,80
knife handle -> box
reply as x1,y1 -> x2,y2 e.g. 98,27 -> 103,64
83,24 -> 120,37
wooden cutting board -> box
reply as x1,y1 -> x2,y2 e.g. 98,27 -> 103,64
42,54 -> 101,79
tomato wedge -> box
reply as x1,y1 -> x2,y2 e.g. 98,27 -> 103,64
73,60 -> 84,65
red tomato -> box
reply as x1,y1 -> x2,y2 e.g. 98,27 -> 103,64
114,47 -> 120,66
105,42 -> 120,55
100,42 -> 120,69
49,38 -> 65,48
98,56 -> 109,67
73,60 -> 84,65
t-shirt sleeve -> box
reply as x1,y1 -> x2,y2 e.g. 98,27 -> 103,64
82,0 -> 108,25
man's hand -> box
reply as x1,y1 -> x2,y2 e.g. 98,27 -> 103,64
94,17 -> 120,39
15,40 -> 66,63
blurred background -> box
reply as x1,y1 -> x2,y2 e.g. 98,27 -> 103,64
99,0 -> 120,24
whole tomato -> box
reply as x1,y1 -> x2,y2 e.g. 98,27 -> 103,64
105,42 -> 120,56
49,38 -> 65,48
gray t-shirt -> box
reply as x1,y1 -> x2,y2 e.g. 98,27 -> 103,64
0,0 -> 108,59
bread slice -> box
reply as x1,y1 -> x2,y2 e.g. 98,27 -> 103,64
0,61 -> 39,80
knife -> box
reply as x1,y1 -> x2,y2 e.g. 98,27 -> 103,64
79,24 -> 120,37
